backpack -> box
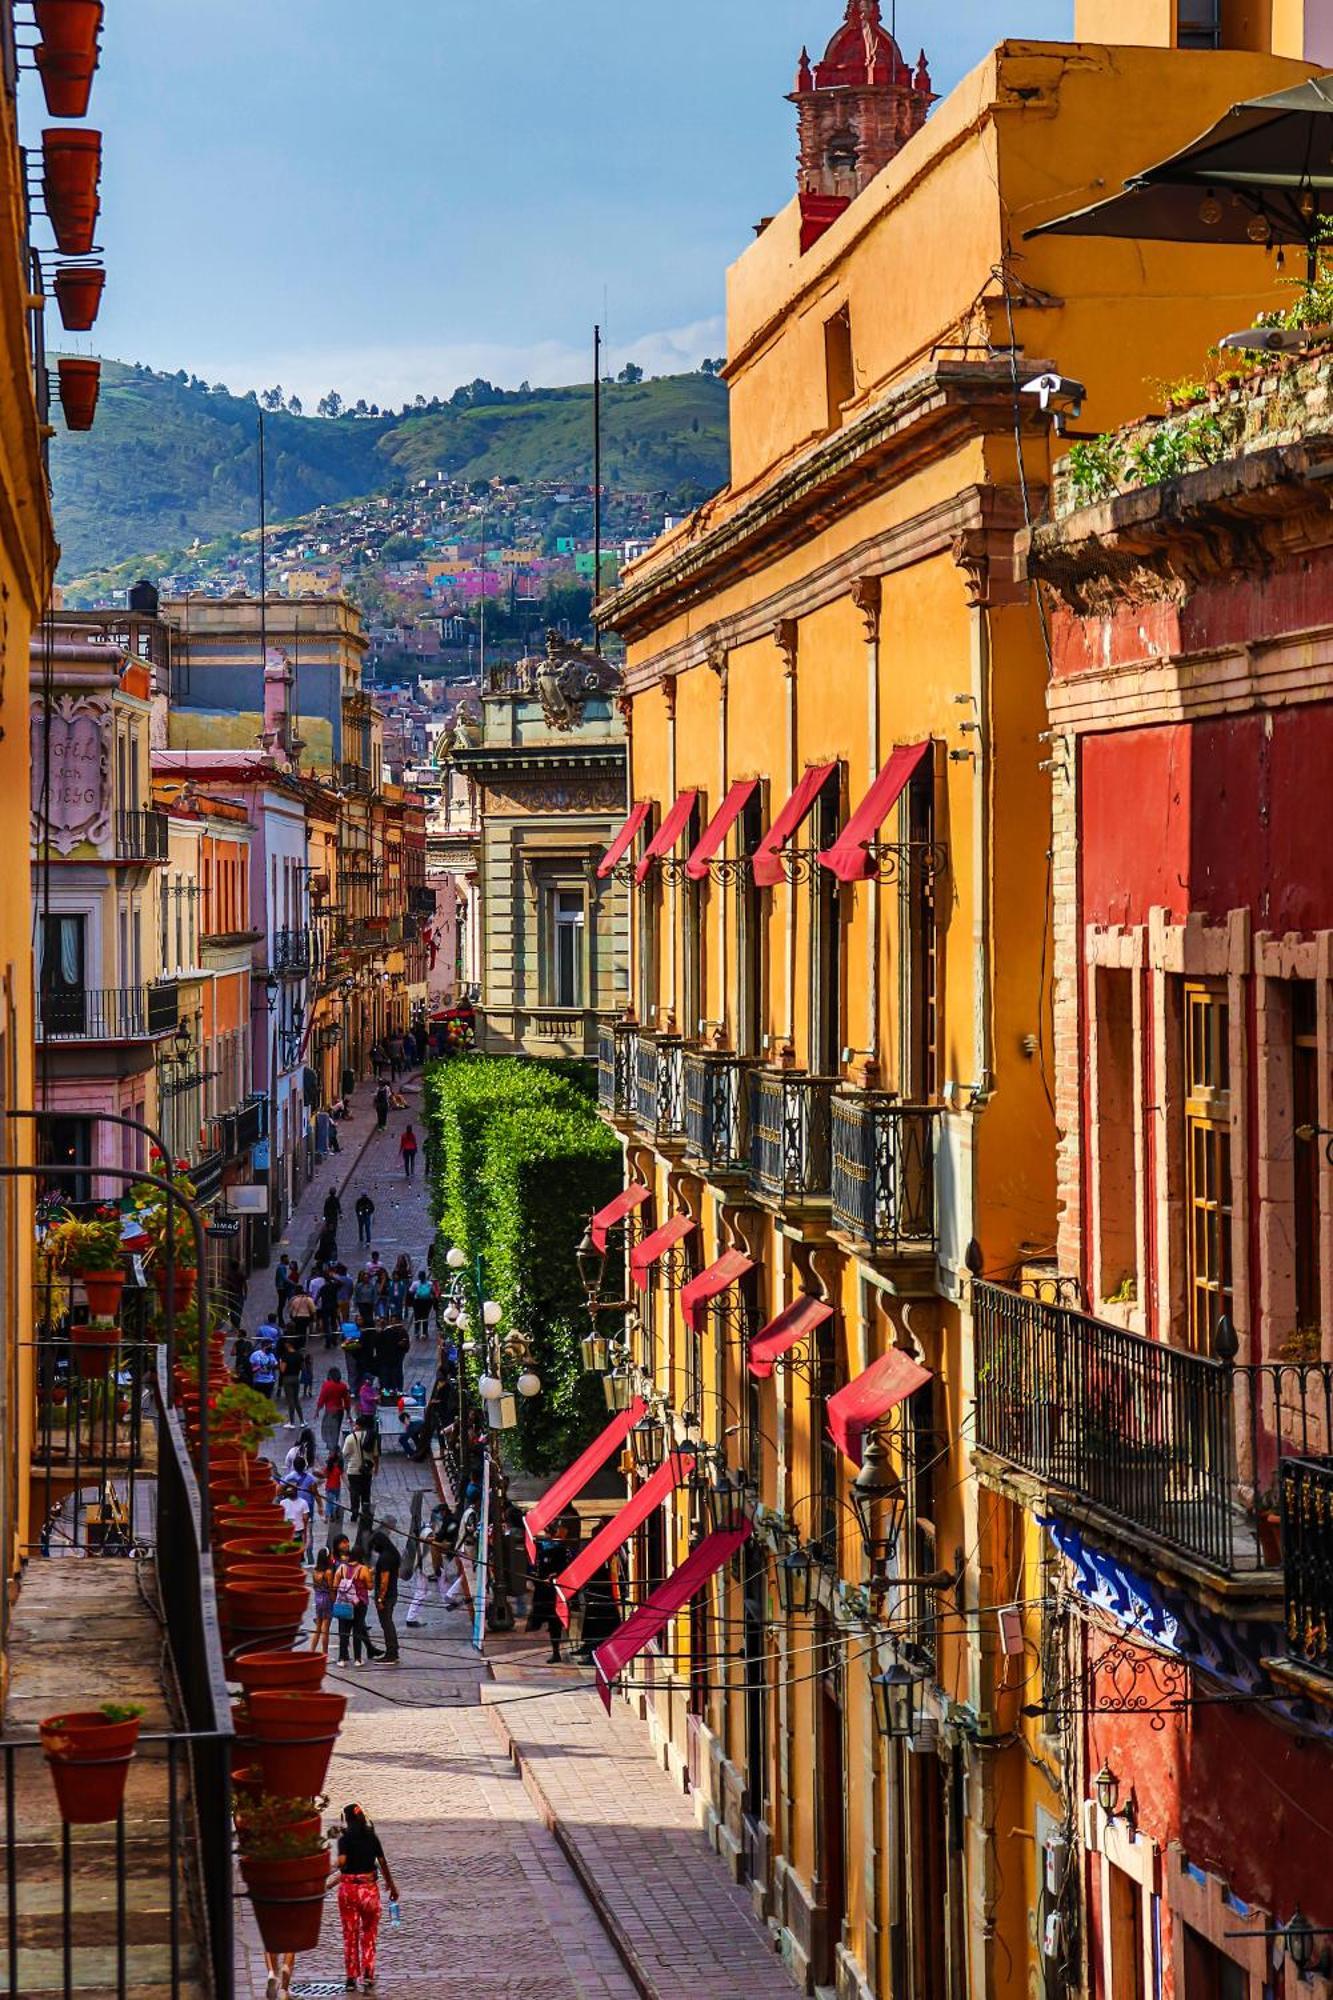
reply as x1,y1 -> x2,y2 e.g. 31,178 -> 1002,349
332,1567 -> 358,1621
413,1279 -> 434,1303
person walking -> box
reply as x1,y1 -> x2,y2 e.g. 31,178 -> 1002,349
406,1501 -> 456,1626
250,1334 -> 278,1399
273,1254 -> 294,1328
409,1269 -> 436,1340
277,1336 -> 305,1427
343,1415 -> 377,1530
310,1546 -> 335,1655
333,1549 -> 380,1667
399,1124 -> 418,1180
323,1187 -> 343,1247
317,1366 -> 352,1455
324,1448 -> 345,1532
355,1191 -> 375,1244
321,1268 -> 344,1347
373,1081 -> 389,1131
369,1528 -> 401,1664
336,1803 -> 398,1992
527,1517 -> 577,1664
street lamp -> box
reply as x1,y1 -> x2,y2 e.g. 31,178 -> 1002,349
848,1428 -> 908,1579
580,1331 -> 611,1373
603,1368 -> 636,1413
631,1411 -> 670,1474
774,1545 -> 818,1617
575,1223 -> 605,1301
870,1652 -> 929,1744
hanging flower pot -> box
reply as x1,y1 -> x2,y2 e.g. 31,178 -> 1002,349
246,1690 -> 346,1799
35,1 -> 104,61
153,1265 -> 196,1312
39,1707 -> 141,1824
69,1320 -> 117,1377
235,1804 -> 323,1852
43,129 -> 100,254
232,1647 -> 326,1698
35,43 -> 98,120
239,1846 -> 331,1954
78,1266 -> 124,1319
221,1579 -> 308,1630
57,356 -> 99,432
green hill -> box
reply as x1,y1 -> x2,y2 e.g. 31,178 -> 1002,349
50,362 -> 729,582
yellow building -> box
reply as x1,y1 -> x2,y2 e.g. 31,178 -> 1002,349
591,10 -> 1313,1999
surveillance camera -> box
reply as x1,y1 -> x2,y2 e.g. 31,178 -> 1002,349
1021,371 -> 1087,421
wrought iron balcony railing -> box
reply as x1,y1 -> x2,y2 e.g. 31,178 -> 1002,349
339,760 -> 373,796
1281,1457 -> 1333,1676
747,1068 -> 836,1205
830,1092 -> 940,1256
114,807 -> 169,862
635,1033 -> 685,1143
218,1094 -> 266,1158
683,1051 -> 752,1175
974,1279 -> 1333,1575
271,925 -> 311,973
37,982 -> 179,1043
598,1022 -> 637,1119
409,884 -> 436,916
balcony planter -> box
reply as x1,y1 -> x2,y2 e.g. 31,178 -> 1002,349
39,1706 -> 141,1824
239,1843 -> 331,1954
232,1646 -> 326,1697
35,2 -> 104,60
153,1264 -> 196,1312
221,1579 -> 308,1634
57,356 -> 99,431
42,127 -> 101,199
69,1320 -> 117,1377
36,43 -> 97,119
234,1793 -> 324,1851
52,264 -> 104,331
246,1689 -> 346,1799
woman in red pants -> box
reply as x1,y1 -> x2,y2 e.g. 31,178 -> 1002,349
336,1804 -> 399,1992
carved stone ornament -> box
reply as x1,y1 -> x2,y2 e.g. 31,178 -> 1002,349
774,618 -> 800,678
484,779 -> 621,817
531,630 -> 623,733
851,574 -> 882,642
32,694 -> 110,853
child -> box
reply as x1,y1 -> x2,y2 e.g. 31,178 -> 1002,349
325,1448 -> 345,1531
310,1546 -> 335,1655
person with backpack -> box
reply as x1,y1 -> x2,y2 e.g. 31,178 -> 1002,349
399,1124 -> 419,1180
409,1269 -> 436,1339
333,1549 -> 381,1666
355,1190 -> 376,1244
343,1415 -> 377,1529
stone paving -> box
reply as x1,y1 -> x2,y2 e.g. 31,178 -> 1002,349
233,1062 -> 798,2000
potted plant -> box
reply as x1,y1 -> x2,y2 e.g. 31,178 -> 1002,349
131,1158 -> 198,1309
232,1647 -> 326,1698
234,1788 -> 325,1851
39,1702 -> 142,1823
237,1824 -> 331,1954
211,1383 -> 280,1453
45,1207 -> 125,1318
245,1689 -> 346,1799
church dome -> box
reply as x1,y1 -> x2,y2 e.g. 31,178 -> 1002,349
814,1 -> 911,89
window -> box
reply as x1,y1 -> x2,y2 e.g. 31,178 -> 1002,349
810,770 -> 843,1075
736,790 -> 765,1058
1185,983 -> 1233,1352
1181,1924 -> 1246,2000
554,890 -> 585,1009
1293,981 -> 1322,1339
824,307 -> 855,430
681,800 -> 704,1038
39,915 -> 86,1036
1177,0 -> 1221,48
1096,969 -> 1138,1305
900,755 -> 937,1099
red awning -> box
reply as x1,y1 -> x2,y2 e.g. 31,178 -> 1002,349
555,1450 -> 694,1625
630,1215 -> 695,1290
820,742 -> 932,884
748,1295 -> 834,1380
523,1398 -> 648,1559
590,1183 -> 650,1253
635,789 -> 700,886
680,1249 -> 754,1332
593,1523 -> 752,1709
827,1351 -> 932,1465
753,762 -> 837,888
685,779 -> 759,881
597,800 -> 652,879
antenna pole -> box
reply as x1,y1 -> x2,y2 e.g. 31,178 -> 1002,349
593,324 -> 602,646
258,406 -> 268,676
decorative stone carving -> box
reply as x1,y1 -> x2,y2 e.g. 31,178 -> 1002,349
32,694 -> 110,853
851,574 -> 882,642
532,630 -> 623,732
774,618 -> 799,678
483,778 -> 621,817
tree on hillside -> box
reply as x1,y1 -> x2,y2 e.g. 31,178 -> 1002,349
260,385 -> 284,410
288,394 -> 303,416
316,391 -> 343,419
618,363 -> 644,385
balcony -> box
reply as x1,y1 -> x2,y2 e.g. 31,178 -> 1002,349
219,1094 -> 267,1158
747,1068 -> 836,1206
271,925 -> 311,973
114,807 -> 168,862
37,983 -> 179,1043
340,760 -> 372,796
634,1033 -> 685,1144
409,884 -> 437,916
598,1022 -> 637,1120
1281,1458 -> 1333,1676
974,1279 -> 1333,1578
683,1051 -> 752,1175
831,1092 -> 940,1262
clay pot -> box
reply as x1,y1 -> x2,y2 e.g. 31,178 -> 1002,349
35,1 -> 103,60
239,1846 -> 330,1953
234,1806 -> 322,1851
35,43 -> 97,120
226,1564 -> 307,1593
43,130 -> 100,256
57,356 -> 99,432
220,1537 -> 303,1567
231,1646 -> 325,1697
51,197 -> 98,258
246,1690 -> 345,1799
39,1709 -> 140,1824
221,1579 -> 308,1629
69,1320 -> 117,1376
154,1265 -> 196,1312
78,1267 -> 123,1319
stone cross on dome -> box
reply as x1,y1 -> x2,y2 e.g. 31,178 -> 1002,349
790,1 -> 933,245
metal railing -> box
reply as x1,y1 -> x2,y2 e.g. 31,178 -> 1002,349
1281,1457 -> 1333,1676
218,1094 -> 266,1158
113,807 -> 169,862
830,1093 -> 939,1255
25,1328 -> 154,1557
747,1069 -> 836,1204
37,983 -> 179,1043
339,760 -> 372,795
598,1022 -> 637,1120
974,1280 -> 1333,1574
682,1051 -> 751,1174
409,884 -> 436,915
271,925 -> 310,973
635,1033 -> 685,1143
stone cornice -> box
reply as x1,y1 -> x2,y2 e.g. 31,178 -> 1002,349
452,743 -> 626,781
600,357 -> 1052,647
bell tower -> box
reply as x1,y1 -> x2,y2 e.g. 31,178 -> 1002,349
791,2 -> 933,250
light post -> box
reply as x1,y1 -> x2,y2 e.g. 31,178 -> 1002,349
261,971 -> 280,1260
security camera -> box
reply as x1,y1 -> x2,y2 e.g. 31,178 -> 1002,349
1021,372 -> 1087,424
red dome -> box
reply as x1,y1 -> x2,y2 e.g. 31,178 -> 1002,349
814,1 -> 911,89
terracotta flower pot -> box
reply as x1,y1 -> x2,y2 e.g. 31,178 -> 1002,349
35,1 -> 103,60
78,1267 -> 123,1318
36,43 -> 97,120
221,1580 -> 308,1629
42,127 -> 101,198
220,1537 -> 303,1568
69,1320 -> 117,1376
226,1565 -> 307,1594
39,1709 -> 140,1825
57,356 -> 99,432
247,1690 -> 346,1799
234,1808 -> 322,1851
240,1849 -> 330,1954
232,1763 -> 267,1804
232,1646 -> 325,1697
50,197 -> 98,258
154,1265 -> 196,1312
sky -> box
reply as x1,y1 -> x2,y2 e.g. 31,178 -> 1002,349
41,0 -> 1072,407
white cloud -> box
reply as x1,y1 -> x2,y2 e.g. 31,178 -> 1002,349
191,316 -> 727,410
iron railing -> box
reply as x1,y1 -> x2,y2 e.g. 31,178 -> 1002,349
683,1051 -> 752,1174
37,983 -> 179,1043
218,1095 -> 266,1158
597,1022 -> 638,1120
974,1280 -> 1333,1574
1282,1457 -> 1333,1676
113,807 -> 169,862
339,760 -> 372,795
271,925 -> 310,973
747,1069 -> 836,1204
409,884 -> 436,915
635,1033 -> 685,1142
830,1093 -> 940,1255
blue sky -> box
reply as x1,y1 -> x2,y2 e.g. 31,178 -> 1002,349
44,0 -> 1071,405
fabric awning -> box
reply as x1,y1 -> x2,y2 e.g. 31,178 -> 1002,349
748,1295 -> 834,1380
753,763 -> 837,888
590,1183 -> 650,1253
635,789 -> 700,886
827,1350 -> 932,1466
523,1398 -> 648,1559
592,1523 -> 752,1709
597,800 -> 652,879
680,1250 -> 754,1332
820,742 -> 931,884
685,779 -> 759,880
555,1449 -> 695,1625
630,1215 -> 695,1290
